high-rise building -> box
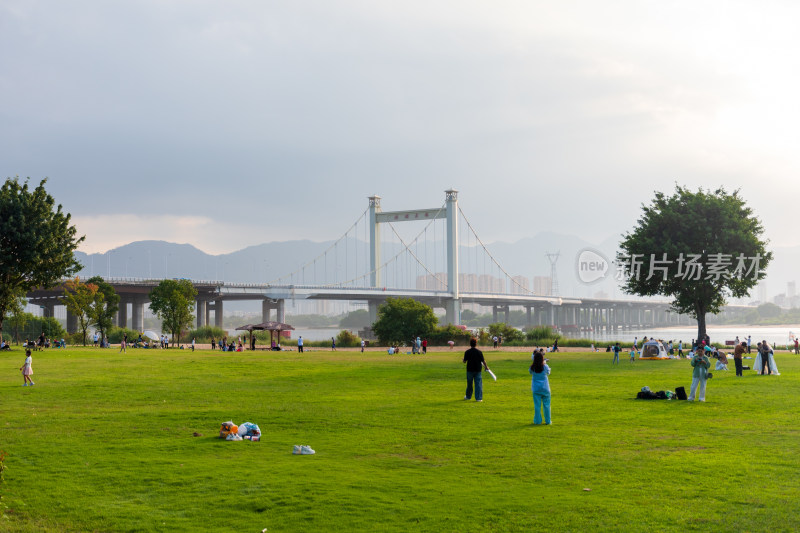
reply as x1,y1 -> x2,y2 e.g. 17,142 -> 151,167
788,281 -> 796,299
510,275 -> 530,295
533,276 -> 552,296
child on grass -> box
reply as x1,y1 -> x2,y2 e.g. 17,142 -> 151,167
529,350 -> 551,425
20,349 -> 34,386
630,347 -> 636,363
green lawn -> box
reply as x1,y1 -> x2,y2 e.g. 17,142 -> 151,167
2,346 -> 799,532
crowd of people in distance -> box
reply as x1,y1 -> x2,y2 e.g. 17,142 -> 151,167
209,336 -> 245,352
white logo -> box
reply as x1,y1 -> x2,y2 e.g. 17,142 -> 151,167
576,248 -> 609,284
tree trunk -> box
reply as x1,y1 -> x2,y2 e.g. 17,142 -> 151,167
695,304 -> 707,344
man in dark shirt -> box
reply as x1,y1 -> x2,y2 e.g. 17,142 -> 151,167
463,338 -> 490,402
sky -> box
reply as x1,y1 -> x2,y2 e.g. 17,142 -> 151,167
3,1 -> 799,256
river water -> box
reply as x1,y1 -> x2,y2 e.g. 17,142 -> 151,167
571,325 -> 800,348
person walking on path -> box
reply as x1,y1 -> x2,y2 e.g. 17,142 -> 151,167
20,349 -> 34,386
529,350 -> 551,425
360,339 -> 365,353
688,348 -> 711,402
612,342 -> 621,364
422,338 -> 427,354
297,336 -> 304,353
331,337 -> 336,351
734,341 -> 746,377
463,338 -> 489,402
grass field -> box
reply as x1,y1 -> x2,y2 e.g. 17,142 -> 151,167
2,346 -> 800,532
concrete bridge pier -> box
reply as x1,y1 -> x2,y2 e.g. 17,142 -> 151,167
262,299 -> 273,323
277,299 -> 285,323
118,300 -> 129,329
132,299 -> 145,333
445,298 -> 460,326
196,299 -> 208,328
368,301 -> 380,326
66,308 -> 78,334
213,299 -> 224,329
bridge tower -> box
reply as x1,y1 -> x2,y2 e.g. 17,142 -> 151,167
367,189 -> 461,325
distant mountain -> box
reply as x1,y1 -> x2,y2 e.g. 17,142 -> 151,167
74,234 -> 798,303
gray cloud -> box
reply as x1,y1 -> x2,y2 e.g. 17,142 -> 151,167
2,1 -> 797,252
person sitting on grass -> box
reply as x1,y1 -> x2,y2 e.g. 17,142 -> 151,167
715,350 -> 729,371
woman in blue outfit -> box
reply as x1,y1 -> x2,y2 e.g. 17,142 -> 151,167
529,350 -> 551,425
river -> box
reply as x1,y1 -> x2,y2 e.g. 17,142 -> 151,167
572,325 -> 800,348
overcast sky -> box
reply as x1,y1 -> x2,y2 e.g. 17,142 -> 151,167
3,1 -> 798,256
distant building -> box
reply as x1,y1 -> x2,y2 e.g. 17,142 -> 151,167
757,281 -> 768,304
533,276 -> 552,296
510,275 -> 530,295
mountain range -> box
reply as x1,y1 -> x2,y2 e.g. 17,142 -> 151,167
74,232 -> 797,306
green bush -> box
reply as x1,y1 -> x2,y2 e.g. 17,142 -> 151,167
186,326 -> 227,343
525,325 -> 559,341
426,325 -> 473,346
336,329 -> 362,348
107,327 -> 146,344
487,323 -> 524,343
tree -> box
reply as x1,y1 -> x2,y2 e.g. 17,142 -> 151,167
339,309 -> 370,328
371,297 -> 438,346
87,276 -> 120,343
62,277 -> 99,346
618,185 -> 771,341
149,279 -> 197,346
5,289 -> 27,344
0,177 -> 84,341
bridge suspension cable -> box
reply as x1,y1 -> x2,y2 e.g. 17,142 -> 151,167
266,207 -> 369,285
457,206 -> 535,296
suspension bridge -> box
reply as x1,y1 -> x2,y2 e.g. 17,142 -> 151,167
27,189 -> 748,335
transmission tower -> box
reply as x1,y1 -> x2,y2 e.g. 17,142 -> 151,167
545,251 -> 560,296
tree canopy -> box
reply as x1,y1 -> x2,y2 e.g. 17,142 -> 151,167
0,177 -> 84,340
149,279 -> 197,345
371,297 -> 438,346
618,185 -> 771,341
62,277 -> 99,346
87,276 -> 120,342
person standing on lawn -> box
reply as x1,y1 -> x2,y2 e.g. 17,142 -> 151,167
733,341 -> 746,377
530,350 -> 551,425
463,338 -> 489,402
689,348 -> 711,401
20,349 -> 34,386
612,342 -> 621,364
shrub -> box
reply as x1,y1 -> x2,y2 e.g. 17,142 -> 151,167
107,327 -> 146,344
186,326 -> 227,343
336,329 -> 362,348
525,325 -> 559,341
487,323 -> 524,343
426,324 -> 473,346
